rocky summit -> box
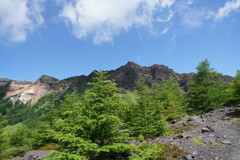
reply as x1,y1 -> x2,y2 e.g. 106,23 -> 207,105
0,62 -> 232,104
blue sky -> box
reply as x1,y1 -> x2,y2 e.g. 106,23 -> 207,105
0,0 -> 240,81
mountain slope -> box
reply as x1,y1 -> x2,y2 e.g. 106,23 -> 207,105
0,62 -> 232,104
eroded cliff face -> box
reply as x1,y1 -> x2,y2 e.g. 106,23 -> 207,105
0,62 -> 233,104
3,75 -> 60,104
5,81 -> 33,103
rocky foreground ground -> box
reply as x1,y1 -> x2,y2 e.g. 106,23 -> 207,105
19,107 -> 240,160
149,106 -> 240,160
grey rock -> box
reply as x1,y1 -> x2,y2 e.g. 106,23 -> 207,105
186,154 -> 192,160
219,109 -> 224,112
206,125 -> 214,131
222,140 -> 231,145
192,151 -> 197,155
191,151 -> 198,159
202,127 -> 211,133
20,150 -> 50,160
183,134 -> 191,139
208,134 -> 215,137
203,137 -> 216,145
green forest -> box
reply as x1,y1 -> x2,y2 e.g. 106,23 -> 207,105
0,60 -> 239,160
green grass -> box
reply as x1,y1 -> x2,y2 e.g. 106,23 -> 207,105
173,134 -> 183,140
227,118 -> 240,125
192,138 -> 205,146
38,143 -> 60,150
170,125 -> 198,134
211,142 -> 221,146
132,143 -> 188,160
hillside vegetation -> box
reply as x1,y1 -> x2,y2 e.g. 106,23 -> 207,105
0,60 -> 239,160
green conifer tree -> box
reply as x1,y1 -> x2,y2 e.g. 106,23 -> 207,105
47,70 -> 133,160
0,114 -> 6,152
127,78 -> 167,138
187,60 -> 226,114
226,70 -> 240,105
153,77 -> 186,121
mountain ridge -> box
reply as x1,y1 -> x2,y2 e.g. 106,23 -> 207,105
0,61 -> 233,104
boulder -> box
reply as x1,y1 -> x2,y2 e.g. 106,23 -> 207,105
202,137 -> 216,145
221,140 -> 231,145
20,150 -> 50,160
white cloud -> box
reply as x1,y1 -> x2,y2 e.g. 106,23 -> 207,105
136,56 -> 142,61
160,27 -> 169,34
59,0 -> 175,44
213,0 -> 240,20
182,9 -> 206,28
0,0 -> 45,43
156,10 -> 174,23
159,0 -> 175,8
187,1 -> 193,5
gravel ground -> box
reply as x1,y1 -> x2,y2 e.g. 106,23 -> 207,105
149,107 -> 240,160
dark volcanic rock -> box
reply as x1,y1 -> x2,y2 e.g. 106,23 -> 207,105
178,73 -> 194,91
60,75 -> 88,89
108,62 -> 180,90
36,75 -> 59,85
108,62 -> 150,90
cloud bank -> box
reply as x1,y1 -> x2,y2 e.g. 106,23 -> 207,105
59,0 -> 175,44
0,0 -> 240,44
0,0 -> 45,43
214,0 -> 240,20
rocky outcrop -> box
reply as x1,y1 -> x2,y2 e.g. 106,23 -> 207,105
0,62 -> 233,104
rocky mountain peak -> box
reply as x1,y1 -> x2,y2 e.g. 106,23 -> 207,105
0,78 -> 11,87
36,75 -> 59,84
124,61 -> 140,67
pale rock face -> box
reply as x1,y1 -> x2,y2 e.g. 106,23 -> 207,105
17,82 -> 52,104
6,81 -> 33,101
4,75 -> 59,104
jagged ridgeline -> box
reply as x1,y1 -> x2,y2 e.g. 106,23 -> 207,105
0,62 -> 232,104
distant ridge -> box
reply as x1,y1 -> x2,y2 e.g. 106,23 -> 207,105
0,62 -> 233,104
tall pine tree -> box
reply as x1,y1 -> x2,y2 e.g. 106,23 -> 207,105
226,70 -> 240,105
152,77 -> 186,121
187,60 -> 226,114
46,70 -> 133,160
127,78 -> 168,138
